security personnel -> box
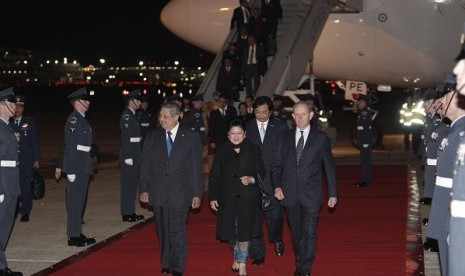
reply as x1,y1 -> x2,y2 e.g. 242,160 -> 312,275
448,29 -> 465,276
355,94 -> 376,187
399,95 -> 425,154
0,88 -> 23,276
136,94 -> 151,146
119,89 -> 145,222
10,95 -> 40,222
183,94 -> 206,146
426,77 -> 465,276
62,87 -> 96,247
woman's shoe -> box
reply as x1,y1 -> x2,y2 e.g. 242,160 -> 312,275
238,263 -> 247,276
231,260 -> 239,272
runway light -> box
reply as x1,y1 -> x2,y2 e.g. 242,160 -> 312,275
174,61 -> 179,66
99,58 -> 106,64
89,90 -> 95,96
139,61 -> 144,66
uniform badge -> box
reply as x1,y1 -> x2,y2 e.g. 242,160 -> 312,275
21,123 -> 28,136
439,138 -> 448,151
431,132 -> 438,142
457,144 -> 465,166
123,114 -> 130,121
69,117 -> 77,124
70,127 -> 75,133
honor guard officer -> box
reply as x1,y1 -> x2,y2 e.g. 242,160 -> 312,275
120,89 -> 145,222
183,94 -> 207,146
355,94 -> 376,188
426,72 -> 465,276
11,95 -> 40,223
63,87 -> 96,247
448,26 -> 465,276
0,88 -> 23,276
136,94 -> 151,145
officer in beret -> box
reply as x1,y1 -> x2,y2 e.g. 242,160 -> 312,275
355,94 -> 377,187
120,89 -> 145,222
426,69 -> 465,276
0,88 -> 23,275
10,95 -> 40,222
62,87 -> 96,247
449,24 -> 465,276
136,94 -> 151,145
183,94 -> 206,147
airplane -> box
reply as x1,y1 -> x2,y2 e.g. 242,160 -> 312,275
160,0 -> 465,91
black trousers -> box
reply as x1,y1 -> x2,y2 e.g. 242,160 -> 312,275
120,163 -> 139,216
0,195 -> 17,269
359,144 -> 372,183
153,205 -> 189,273
285,204 -> 319,273
66,175 -> 90,237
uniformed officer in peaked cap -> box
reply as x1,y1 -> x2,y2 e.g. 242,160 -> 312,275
449,22 -> 465,276
0,88 -> 23,275
355,94 -> 376,188
120,89 -> 145,222
10,95 -> 40,223
62,87 -> 96,247
183,94 -> 206,146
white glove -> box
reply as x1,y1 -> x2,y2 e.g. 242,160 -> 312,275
67,174 -> 76,182
0,194 -> 4,203
124,158 -> 133,166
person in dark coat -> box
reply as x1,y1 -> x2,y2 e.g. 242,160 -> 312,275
209,119 -> 266,276
11,95 -> 40,222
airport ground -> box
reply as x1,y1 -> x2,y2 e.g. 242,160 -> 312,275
3,88 -> 440,275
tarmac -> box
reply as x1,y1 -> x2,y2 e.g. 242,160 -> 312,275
3,111 -> 440,275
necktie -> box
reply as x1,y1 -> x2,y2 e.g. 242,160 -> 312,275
226,66 -> 230,73
15,119 -> 19,126
248,45 -> 255,64
296,131 -> 304,163
259,123 -> 265,143
167,131 -> 173,156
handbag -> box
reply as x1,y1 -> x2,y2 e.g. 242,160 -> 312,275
31,168 -> 45,200
256,174 -> 273,211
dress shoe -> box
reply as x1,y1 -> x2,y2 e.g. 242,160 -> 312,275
68,234 -> 96,247
293,272 -> 310,276
422,218 -> 429,226
161,268 -> 171,274
419,197 -> 432,205
0,267 -> 23,275
251,258 -> 264,265
172,271 -> 183,276
356,181 -> 370,187
274,241 -> 284,257
423,238 -> 439,252
20,215 -> 29,222
122,213 -> 145,222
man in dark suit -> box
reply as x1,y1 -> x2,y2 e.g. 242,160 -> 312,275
10,95 -> 40,222
247,96 -> 288,265
62,87 -> 96,247
139,102 -> 203,276
261,0 -> 282,38
216,57 -> 241,101
137,94 -> 151,146
119,89 -> 145,222
208,95 -> 237,151
230,0 -> 250,30
0,88 -> 23,276
272,101 -> 338,276
242,35 -> 267,96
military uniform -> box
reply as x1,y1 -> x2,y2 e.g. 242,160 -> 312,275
0,88 -> 22,274
10,96 -> 40,220
427,116 -> 465,276
356,96 -> 372,187
119,90 -> 144,221
183,95 -> 206,146
136,95 -> 151,145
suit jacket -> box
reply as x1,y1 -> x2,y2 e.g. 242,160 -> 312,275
208,107 -> 237,146
246,117 -> 288,194
62,110 -> 93,176
0,120 -> 20,196
230,6 -> 250,29
261,0 -> 283,25
241,43 -> 268,75
120,108 -> 141,165
271,128 -> 337,209
11,116 -> 40,170
216,65 -> 241,98
139,126 -> 203,208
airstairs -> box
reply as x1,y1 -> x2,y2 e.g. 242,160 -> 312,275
198,0 -> 363,101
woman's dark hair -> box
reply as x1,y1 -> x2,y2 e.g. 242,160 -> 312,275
238,102 -> 247,109
228,118 -> 246,132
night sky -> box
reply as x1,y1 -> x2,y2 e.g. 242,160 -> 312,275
0,0 -> 214,67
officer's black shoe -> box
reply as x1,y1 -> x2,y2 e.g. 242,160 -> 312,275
419,197 -> 432,205
0,267 -> 23,275
274,241 -> 284,257
251,258 -> 264,265
122,213 -> 145,222
68,234 -> 96,247
422,218 -> 429,226
423,238 -> 439,252
161,268 -> 171,274
356,181 -> 370,188
20,215 -> 29,222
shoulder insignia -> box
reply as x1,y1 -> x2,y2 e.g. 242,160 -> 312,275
439,138 -> 448,151
431,132 -> 438,142
70,127 -> 76,133
69,117 -> 77,124
124,123 -> 129,128
123,114 -> 130,121
457,143 -> 465,166
194,113 -> 200,119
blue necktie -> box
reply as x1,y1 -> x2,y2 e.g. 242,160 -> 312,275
296,131 -> 304,163
167,131 -> 173,156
